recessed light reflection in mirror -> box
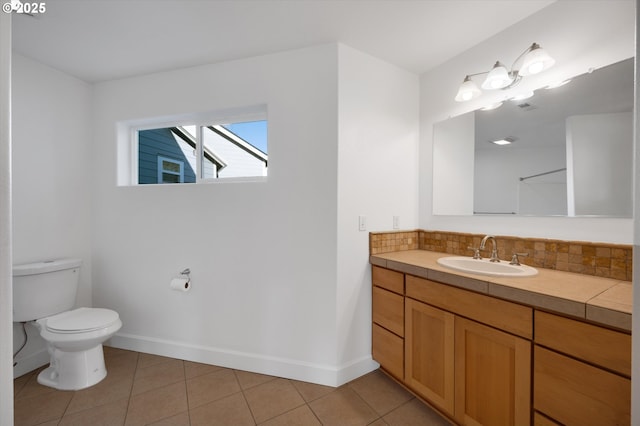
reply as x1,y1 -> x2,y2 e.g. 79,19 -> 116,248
490,137 -> 515,146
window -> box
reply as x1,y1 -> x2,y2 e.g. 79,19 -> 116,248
157,156 -> 184,183
124,106 -> 268,185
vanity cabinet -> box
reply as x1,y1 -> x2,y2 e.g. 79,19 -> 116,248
371,266 -> 404,380
533,310 -> 631,425
405,275 -> 531,426
371,264 -> 631,426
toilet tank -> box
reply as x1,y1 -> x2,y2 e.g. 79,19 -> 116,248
12,258 -> 82,322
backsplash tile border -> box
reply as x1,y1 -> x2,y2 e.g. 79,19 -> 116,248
369,230 -> 632,281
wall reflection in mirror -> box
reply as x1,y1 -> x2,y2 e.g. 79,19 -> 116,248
433,57 -> 633,217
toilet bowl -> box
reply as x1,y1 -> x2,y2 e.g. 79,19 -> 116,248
12,258 -> 123,391
35,307 -> 122,390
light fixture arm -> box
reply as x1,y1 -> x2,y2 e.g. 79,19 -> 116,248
463,70 -> 491,79
463,42 -> 538,79
509,43 -> 539,75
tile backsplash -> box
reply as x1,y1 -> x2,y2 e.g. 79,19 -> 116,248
370,230 -> 632,281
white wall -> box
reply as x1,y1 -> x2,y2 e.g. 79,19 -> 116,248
432,112 -> 474,215
11,54 -> 93,377
1,11 -> 13,426
336,45 -> 418,379
567,112 -> 633,216
92,44 -> 351,385
420,0 -> 635,243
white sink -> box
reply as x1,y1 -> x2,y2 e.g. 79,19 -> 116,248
436,256 -> 538,277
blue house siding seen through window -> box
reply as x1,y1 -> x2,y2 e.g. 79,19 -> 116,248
138,128 -> 196,184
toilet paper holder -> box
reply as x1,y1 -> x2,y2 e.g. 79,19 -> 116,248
180,268 -> 191,279
170,268 -> 192,292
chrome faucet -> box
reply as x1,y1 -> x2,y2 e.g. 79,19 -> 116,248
479,235 -> 500,262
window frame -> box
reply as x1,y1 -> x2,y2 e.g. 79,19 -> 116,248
120,105 -> 268,186
157,156 -> 185,184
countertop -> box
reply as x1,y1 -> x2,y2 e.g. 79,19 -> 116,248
370,250 -> 632,332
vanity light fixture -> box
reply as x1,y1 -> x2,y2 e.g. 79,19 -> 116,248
455,42 -> 555,102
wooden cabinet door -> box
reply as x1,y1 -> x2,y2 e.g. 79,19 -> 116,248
455,317 -> 531,426
404,298 -> 455,415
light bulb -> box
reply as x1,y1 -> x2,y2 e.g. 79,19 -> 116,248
455,76 -> 481,102
519,43 -> 555,76
482,62 -> 513,90
526,61 -> 544,75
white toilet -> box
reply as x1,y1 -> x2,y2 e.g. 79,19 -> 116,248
13,258 -> 122,390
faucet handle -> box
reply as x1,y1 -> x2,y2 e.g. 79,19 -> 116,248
510,252 -> 529,266
467,246 -> 482,259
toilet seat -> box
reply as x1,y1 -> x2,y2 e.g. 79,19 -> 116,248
45,307 -> 120,334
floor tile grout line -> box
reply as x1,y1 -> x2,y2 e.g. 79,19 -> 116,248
246,377 -> 310,425
234,370 -> 259,425
343,382 -> 385,425
181,360 -> 192,426
254,401 -> 310,426
348,376 -> 418,419
235,369 -> 278,392
285,378 -> 326,425
121,350 -> 139,426
307,402 -> 325,426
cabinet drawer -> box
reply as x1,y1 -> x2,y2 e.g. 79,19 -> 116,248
372,323 -> 403,380
535,310 -> 631,376
372,266 -> 404,295
406,275 -> 533,339
372,286 -> 404,337
534,346 -> 630,426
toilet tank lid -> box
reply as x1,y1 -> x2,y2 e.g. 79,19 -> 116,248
13,258 -> 82,276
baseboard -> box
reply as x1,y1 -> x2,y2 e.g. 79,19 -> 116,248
335,354 -> 381,385
109,332 -> 378,387
13,348 -> 48,379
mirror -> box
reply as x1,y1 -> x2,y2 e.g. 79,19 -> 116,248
433,57 -> 633,217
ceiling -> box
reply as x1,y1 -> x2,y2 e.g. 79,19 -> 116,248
11,0 -> 555,83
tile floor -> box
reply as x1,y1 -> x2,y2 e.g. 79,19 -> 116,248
13,347 -> 454,426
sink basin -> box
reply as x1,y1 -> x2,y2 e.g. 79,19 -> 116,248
436,256 -> 538,277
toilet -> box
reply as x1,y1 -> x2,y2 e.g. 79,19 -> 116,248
13,258 -> 122,390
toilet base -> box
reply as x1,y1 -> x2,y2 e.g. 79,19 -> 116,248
37,344 -> 107,390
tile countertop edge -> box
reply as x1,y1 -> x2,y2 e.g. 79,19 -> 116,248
370,250 -> 631,332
